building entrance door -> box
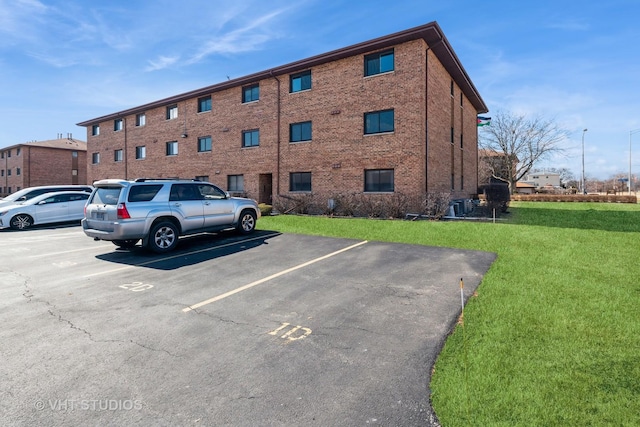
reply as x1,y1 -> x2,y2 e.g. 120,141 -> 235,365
258,173 -> 272,204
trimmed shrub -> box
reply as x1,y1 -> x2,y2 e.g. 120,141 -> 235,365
258,204 -> 273,216
511,194 -> 637,203
481,183 -> 510,214
273,192 -> 453,219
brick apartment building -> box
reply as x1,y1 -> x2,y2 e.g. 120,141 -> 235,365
0,135 -> 87,197
78,21 -> 488,204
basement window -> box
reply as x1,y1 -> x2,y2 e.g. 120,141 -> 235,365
228,175 -> 244,192
290,172 -> 311,192
365,169 -> 394,192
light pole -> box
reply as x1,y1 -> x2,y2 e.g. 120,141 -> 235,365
629,129 -> 640,195
581,129 -> 588,194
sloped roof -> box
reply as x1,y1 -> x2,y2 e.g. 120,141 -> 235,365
78,21 -> 487,127
516,181 -> 536,188
2,138 -> 87,151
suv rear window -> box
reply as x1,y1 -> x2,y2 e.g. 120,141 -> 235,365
128,185 -> 163,202
92,187 -> 122,205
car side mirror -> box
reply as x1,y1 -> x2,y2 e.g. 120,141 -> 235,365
224,191 -> 230,199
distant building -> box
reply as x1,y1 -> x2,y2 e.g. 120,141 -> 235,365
78,22 -> 488,204
515,181 -> 536,194
478,149 -> 518,186
524,172 -> 561,189
0,135 -> 87,196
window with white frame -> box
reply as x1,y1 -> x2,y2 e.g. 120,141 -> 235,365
166,105 -> 178,120
166,141 -> 178,156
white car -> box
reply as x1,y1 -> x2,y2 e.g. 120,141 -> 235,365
0,191 -> 91,230
0,185 -> 93,208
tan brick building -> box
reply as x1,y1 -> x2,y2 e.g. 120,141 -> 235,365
0,135 -> 87,196
78,22 -> 487,204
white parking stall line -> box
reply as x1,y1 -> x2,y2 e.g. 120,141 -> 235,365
182,240 -> 368,312
82,233 -> 282,279
0,231 -> 86,246
28,245 -> 111,258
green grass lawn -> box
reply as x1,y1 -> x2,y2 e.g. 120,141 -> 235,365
257,202 -> 640,426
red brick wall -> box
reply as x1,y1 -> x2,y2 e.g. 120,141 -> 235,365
86,38 -> 480,201
1,145 -> 87,195
425,48 -> 479,197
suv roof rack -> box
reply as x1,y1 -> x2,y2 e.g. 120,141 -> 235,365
134,178 -> 203,182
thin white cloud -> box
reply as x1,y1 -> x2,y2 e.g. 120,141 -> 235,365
26,51 -> 78,68
143,7 -> 291,71
186,8 -> 288,64
0,0 -> 49,43
546,19 -> 590,32
146,55 -> 181,72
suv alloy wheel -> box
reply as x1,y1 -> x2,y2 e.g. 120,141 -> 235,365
147,221 -> 179,253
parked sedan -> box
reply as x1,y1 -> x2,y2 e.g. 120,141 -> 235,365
0,185 -> 93,208
0,191 -> 90,230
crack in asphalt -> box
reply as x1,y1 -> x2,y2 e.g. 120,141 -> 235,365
45,307 -> 183,357
20,279 -> 182,358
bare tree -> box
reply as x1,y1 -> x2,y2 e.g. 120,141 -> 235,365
479,111 -> 568,193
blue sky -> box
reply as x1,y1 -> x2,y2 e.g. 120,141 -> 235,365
1,0 -> 639,180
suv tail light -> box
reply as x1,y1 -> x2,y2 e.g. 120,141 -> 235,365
117,203 -> 131,219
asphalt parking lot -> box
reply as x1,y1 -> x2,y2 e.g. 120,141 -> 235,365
0,224 -> 496,426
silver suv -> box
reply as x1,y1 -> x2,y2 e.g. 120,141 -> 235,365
82,179 -> 260,253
